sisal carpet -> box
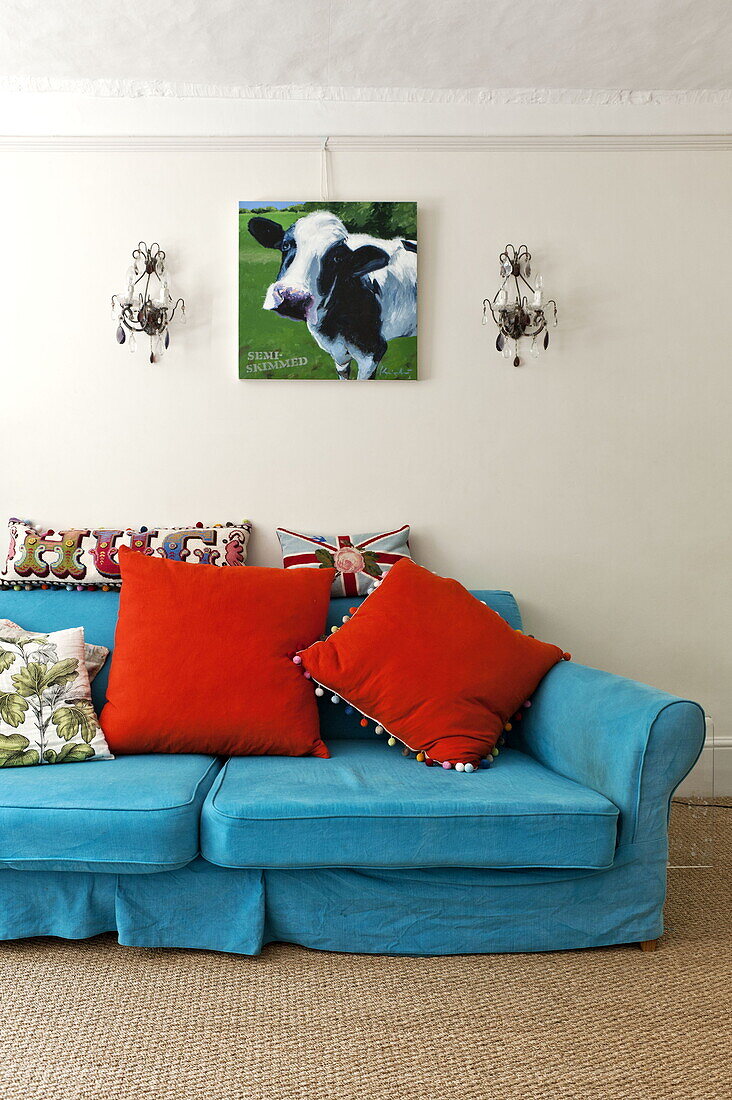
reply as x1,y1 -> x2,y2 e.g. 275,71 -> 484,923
0,803 -> 729,1100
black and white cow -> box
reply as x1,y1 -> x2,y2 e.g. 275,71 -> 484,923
248,211 -> 417,380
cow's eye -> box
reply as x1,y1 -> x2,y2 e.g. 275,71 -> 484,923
282,240 -> 293,252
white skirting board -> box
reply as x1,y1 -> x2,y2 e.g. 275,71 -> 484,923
675,719 -> 731,798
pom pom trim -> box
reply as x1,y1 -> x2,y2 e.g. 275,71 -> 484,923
304,671 -> 488,773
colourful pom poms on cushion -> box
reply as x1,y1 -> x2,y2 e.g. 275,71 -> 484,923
524,700 -> 532,708
562,652 -> 572,661
314,687 -> 324,697
298,558 -> 565,776
504,722 -> 512,732
442,761 -> 452,769
360,718 -> 368,728
455,762 -> 465,772
416,752 -> 425,762
387,736 -> 396,747
374,725 -> 384,735
464,763 -> 475,773
292,655 -> 302,665
331,694 -> 340,704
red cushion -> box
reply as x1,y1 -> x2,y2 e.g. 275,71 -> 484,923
101,548 -> 334,758
300,559 -> 564,768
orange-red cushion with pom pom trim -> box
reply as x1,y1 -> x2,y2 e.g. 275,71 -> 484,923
101,548 -> 334,758
300,558 -> 564,769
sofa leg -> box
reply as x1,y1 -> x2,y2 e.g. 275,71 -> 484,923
639,939 -> 658,952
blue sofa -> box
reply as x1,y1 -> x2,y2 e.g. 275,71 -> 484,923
0,587 -> 704,955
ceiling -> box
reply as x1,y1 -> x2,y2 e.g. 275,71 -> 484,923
0,0 -> 729,100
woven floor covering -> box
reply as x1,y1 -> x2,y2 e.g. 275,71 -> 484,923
1,802 -> 729,1100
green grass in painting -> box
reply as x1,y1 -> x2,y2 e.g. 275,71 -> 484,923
238,206 -> 417,380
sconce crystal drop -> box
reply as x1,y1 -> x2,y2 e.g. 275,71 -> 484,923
111,242 -> 185,364
483,245 -> 557,367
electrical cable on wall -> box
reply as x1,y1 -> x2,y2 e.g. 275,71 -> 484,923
320,136 -> 330,201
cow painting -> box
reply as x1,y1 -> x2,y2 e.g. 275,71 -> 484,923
240,204 -> 417,380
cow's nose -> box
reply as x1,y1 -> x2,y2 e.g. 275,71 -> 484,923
274,285 -> 310,304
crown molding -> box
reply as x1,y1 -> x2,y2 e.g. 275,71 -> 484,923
0,134 -> 730,151
1,78 -> 731,107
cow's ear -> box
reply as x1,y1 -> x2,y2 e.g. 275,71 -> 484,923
348,245 -> 390,279
248,217 -> 285,250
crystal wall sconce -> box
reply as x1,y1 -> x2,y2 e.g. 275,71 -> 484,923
482,244 -> 557,366
111,241 -> 186,363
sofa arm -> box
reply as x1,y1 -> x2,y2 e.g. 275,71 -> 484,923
515,662 -> 706,847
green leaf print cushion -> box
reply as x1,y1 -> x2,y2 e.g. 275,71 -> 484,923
0,626 -> 112,767
0,619 -> 108,681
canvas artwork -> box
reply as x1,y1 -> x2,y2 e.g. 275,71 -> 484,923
238,202 -> 417,380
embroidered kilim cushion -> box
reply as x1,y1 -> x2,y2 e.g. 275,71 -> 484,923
0,518 -> 251,589
276,525 -> 411,597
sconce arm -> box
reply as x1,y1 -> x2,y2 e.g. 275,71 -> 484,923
168,298 -> 185,322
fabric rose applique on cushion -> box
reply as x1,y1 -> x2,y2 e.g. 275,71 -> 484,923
276,525 -> 412,597
0,626 -> 112,767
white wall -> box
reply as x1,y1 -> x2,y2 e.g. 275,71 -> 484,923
0,134 -> 729,787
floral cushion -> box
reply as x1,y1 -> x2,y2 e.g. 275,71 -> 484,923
0,626 -> 112,767
276,525 -> 412,597
0,619 -> 108,682
0,519 -> 251,589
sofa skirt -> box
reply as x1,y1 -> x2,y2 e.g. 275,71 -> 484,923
0,847 -> 666,956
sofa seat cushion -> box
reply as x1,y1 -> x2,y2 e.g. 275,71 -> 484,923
0,754 -> 221,873
201,741 -> 618,870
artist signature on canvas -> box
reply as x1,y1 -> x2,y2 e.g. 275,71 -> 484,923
242,350 -> 308,374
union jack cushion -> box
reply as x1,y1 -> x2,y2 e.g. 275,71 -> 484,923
276,525 -> 412,597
